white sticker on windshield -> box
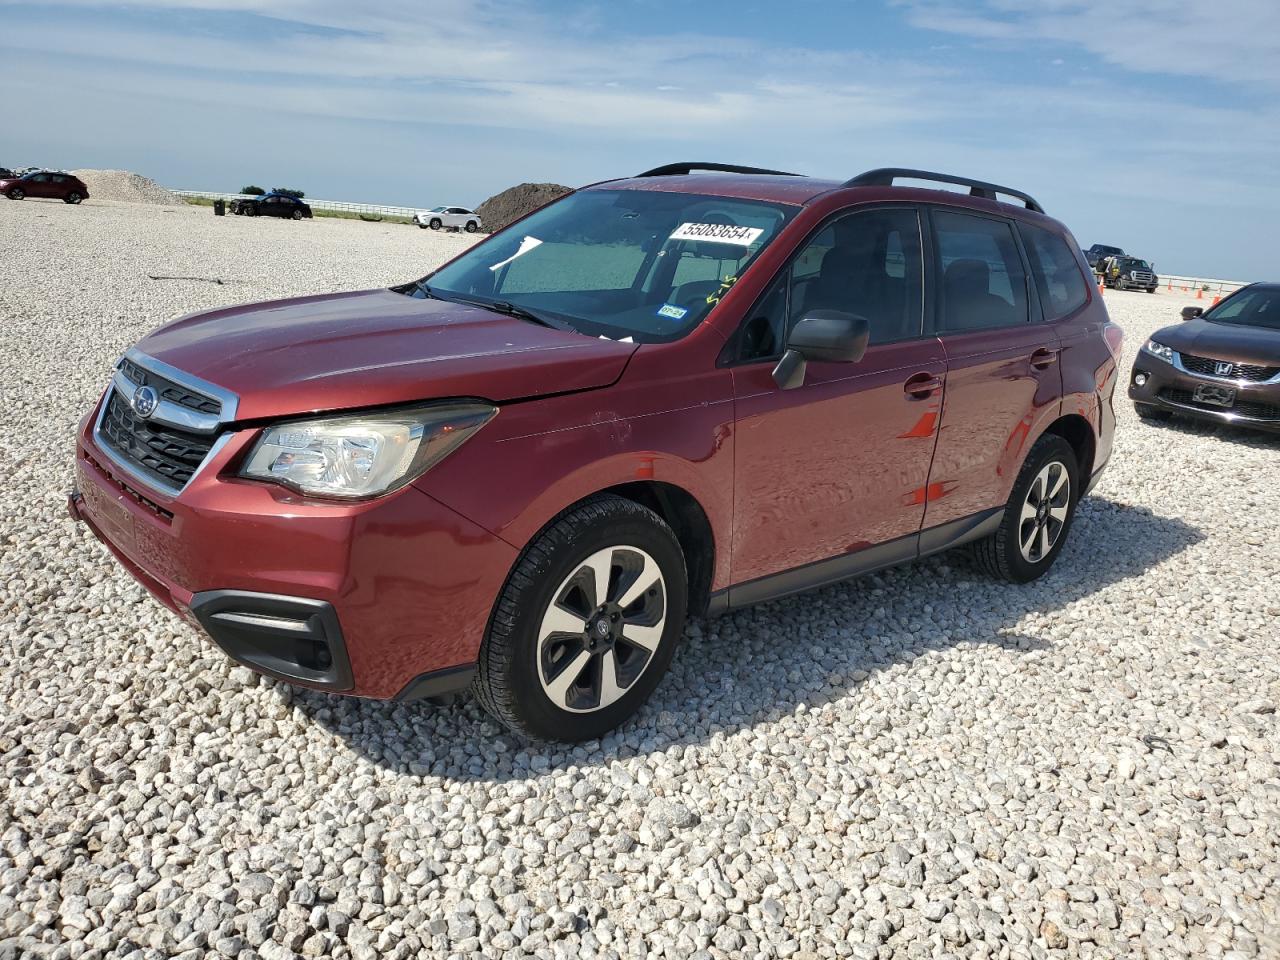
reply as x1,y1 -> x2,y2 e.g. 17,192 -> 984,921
669,222 -> 764,246
488,236 -> 542,272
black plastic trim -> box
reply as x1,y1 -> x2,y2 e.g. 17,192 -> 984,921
635,162 -> 803,179
394,665 -> 477,702
713,507 -> 1004,611
845,168 -> 1044,214
190,590 -> 354,691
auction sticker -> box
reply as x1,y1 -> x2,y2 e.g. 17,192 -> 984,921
657,303 -> 689,320
670,222 -> 763,246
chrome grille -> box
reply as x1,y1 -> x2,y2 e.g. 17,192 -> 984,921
1179,353 -> 1279,383
92,352 -> 238,494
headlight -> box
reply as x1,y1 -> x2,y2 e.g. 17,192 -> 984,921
1143,340 -> 1175,362
241,401 -> 495,499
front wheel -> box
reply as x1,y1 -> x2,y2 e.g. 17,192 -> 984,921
464,220 -> 478,233
973,434 -> 1079,583
8,187 -> 24,200
65,192 -> 82,204
474,495 -> 688,741
292,209 -> 303,220
429,218 -> 442,230
1146,287 -> 1156,294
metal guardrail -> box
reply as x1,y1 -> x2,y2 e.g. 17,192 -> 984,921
173,190 -> 428,220
1145,275 -> 1248,296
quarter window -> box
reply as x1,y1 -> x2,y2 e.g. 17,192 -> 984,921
1020,222 -> 1088,320
736,208 -> 924,362
933,211 -> 1030,332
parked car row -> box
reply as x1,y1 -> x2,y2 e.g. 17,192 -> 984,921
2,169 -> 89,204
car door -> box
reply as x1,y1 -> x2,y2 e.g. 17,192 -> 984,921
727,206 -> 946,599
27,174 -> 52,198
922,208 -> 1062,530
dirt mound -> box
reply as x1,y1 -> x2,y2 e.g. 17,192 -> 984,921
71,169 -> 182,205
475,182 -> 573,233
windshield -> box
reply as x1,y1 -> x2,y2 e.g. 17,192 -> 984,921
422,188 -> 798,342
1204,287 -> 1280,331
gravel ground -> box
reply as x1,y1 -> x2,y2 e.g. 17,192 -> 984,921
2,199 -> 1278,960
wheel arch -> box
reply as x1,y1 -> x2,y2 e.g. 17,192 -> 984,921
1039,413 -> 1097,489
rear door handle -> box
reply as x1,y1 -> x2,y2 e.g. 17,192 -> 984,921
1030,348 -> 1060,370
904,372 -> 943,399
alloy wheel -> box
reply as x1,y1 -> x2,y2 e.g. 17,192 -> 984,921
537,545 -> 666,713
1018,460 -> 1070,563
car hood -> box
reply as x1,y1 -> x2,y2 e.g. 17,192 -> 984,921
1156,318 -> 1280,366
134,289 -> 638,421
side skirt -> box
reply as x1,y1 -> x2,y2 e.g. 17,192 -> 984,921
709,507 -> 1002,613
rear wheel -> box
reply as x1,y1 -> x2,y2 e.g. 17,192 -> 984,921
973,434 -> 1079,583
474,495 -> 688,741
1135,402 -> 1172,422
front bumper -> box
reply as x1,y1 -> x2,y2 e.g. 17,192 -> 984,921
70,409 -> 518,699
1128,351 -> 1280,433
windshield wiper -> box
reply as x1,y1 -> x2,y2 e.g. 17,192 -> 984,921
444,295 -> 565,330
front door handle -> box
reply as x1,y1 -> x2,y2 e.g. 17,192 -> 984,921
904,372 -> 943,399
1030,347 -> 1060,370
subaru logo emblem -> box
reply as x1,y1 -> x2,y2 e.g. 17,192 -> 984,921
1215,361 -> 1234,377
131,385 -> 158,419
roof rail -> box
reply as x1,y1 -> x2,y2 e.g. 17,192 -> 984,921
635,162 -> 803,178
844,168 -> 1044,214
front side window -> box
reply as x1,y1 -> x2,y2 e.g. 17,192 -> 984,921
425,189 -> 797,342
735,207 -> 924,362
1205,287 -> 1280,330
1020,221 -> 1088,320
934,210 -> 1030,332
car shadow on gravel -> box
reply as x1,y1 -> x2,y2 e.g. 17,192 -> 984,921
279,497 -> 1203,780
1133,415 -> 1280,449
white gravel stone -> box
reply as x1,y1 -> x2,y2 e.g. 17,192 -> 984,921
2,199 -> 1279,959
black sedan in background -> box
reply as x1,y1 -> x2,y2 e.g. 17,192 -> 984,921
1130,283 -> 1280,433
231,192 -> 313,220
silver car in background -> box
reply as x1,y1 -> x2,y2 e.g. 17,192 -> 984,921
414,205 -> 482,232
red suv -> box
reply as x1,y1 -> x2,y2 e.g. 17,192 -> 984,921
2,170 -> 89,203
71,163 -> 1120,740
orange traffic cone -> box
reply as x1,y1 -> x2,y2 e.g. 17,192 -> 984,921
1211,295 -> 1221,306
1167,280 -> 1172,291
1196,287 -> 1203,300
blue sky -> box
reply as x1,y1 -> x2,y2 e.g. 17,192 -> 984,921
3,0 -> 1277,278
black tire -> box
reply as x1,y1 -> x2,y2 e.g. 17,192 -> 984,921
1135,403 -> 1173,422
418,223 -> 428,229
8,188 -> 23,200
972,433 -> 1079,584
474,495 -> 688,741
465,220 -> 478,233
65,192 -> 82,204
1146,287 -> 1156,294
429,218 -> 442,230
245,206 -> 257,216
292,208 -> 303,220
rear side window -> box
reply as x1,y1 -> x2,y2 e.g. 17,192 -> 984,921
1021,222 -> 1088,319
933,210 -> 1029,332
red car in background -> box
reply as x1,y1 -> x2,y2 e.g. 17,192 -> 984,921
70,163 -> 1121,740
2,170 -> 89,203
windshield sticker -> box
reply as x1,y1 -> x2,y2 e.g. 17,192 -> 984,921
488,236 -> 542,272
669,222 -> 764,247
705,275 -> 739,306
657,303 -> 689,320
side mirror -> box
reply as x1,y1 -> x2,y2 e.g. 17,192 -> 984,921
1181,306 -> 1203,321
772,311 -> 871,390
